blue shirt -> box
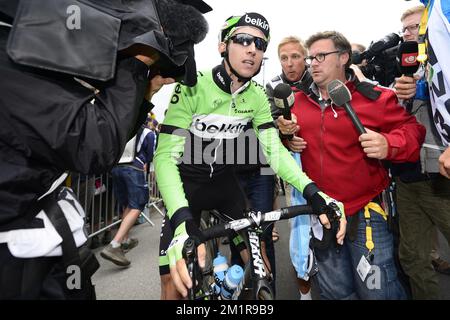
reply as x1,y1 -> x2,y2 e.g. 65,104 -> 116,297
132,127 -> 156,170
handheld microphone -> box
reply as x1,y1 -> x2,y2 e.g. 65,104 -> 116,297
327,79 -> 366,135
273,82 -> 295,139
396,41 -> 420,109
396,41 -> 419,77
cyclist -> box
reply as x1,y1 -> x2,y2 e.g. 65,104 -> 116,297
154,12 -> 346,299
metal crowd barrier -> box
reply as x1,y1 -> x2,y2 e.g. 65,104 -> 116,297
69,166 -> 165,238
142,163 -> 166,223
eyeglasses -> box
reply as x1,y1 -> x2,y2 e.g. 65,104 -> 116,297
304,50 -> 341,65
229,33 -> 268,52
400,23 -> 420,35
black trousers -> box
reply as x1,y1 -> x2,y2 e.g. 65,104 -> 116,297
0,244 -> 96,300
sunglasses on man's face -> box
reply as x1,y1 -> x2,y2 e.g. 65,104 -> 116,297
229,33 -> 268,52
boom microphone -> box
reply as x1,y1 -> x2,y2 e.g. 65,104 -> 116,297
273,82 -> 295,139
327,79 -> 366,135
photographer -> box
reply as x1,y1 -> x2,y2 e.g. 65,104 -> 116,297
353,33 -> 402,87
0,0 -> 210,299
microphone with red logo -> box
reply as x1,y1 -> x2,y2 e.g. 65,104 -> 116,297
397,41 -> 420,77
327,79 -> 366,135
396,41 -> 420,109
273,83 -> 295,140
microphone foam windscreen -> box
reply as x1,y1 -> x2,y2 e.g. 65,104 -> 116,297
397,41 -> 419,75
327,79 -> 351,106
273,83 -> 294,109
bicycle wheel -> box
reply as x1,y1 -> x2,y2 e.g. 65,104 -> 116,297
200,211 -> 219,271
197,211 -> 221,300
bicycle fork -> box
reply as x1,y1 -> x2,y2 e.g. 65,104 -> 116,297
234,229 -> 274,300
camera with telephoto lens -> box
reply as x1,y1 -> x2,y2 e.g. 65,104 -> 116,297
351,33 -> 402,86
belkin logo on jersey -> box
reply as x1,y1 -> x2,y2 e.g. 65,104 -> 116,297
191,114 -> 251,139
244,14 -> 269,31
216,71 -> 226,86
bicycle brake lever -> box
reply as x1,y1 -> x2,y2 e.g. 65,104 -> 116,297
183,238 -> 197,299
183,237 -> 196,262
328,203 -> 343,254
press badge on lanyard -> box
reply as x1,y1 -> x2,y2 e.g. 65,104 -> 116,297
356,202 -> 387,282
357,255 -> 372,282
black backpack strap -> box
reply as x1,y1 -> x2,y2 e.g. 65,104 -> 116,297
40,189 -> 81,269
38,187 -> 99,299
134,125 -> 145,153
355,80 -> 382,101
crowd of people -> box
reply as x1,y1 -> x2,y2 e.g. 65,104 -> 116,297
0,0 -> 449,300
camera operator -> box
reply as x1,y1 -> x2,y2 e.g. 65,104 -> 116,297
353,33 -> 402,87
0,0 -> 211,299
393,3 -> 450,300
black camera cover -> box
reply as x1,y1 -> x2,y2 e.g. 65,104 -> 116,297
7,0 -> 121,81
3,0 -> 211,85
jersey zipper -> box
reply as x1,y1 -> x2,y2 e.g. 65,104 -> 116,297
209,82 -> 249,178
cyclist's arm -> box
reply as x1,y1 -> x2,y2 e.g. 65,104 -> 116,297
153,84 -> 193,221
154,83 -> 207,297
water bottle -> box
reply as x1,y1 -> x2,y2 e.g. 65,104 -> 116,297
220,264 -> 244,300
213,253 -> 228,292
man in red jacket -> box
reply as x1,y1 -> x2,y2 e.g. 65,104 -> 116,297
278,31 -> 425,299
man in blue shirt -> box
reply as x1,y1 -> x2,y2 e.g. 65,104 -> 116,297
101,125 -> 157,267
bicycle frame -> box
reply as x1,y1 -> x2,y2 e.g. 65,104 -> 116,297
185,206 -> 315,300
234,226 -> 274,300
204,209 -> 274,299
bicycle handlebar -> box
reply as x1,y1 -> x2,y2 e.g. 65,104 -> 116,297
201,204 -> 312,241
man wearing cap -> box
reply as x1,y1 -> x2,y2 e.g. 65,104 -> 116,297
0,0 -> 211,299
154,12 -> 346,299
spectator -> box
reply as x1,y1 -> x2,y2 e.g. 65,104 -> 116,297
265,36 -> 313,300
394,1 -> 450,299
351,43 -> 366,53
100,124 -> 157,267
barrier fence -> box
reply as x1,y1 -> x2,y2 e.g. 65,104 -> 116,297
69,165 -> 165,239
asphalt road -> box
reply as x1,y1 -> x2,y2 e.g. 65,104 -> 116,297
92,202 -> 450,300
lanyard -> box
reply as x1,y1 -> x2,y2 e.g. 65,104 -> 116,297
363,202 -> 387,261
417,1 -> 432,63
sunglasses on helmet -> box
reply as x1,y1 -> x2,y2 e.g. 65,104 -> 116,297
229,33 -> 268,52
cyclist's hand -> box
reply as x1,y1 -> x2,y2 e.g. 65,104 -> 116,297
327,201 -> 347,245
309,191 -> 346,244
167,220 -> 206,297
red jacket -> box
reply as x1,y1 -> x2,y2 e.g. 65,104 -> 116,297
291,81 -> 425,216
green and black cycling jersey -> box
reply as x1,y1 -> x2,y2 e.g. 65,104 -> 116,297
154,63 -> 315,222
